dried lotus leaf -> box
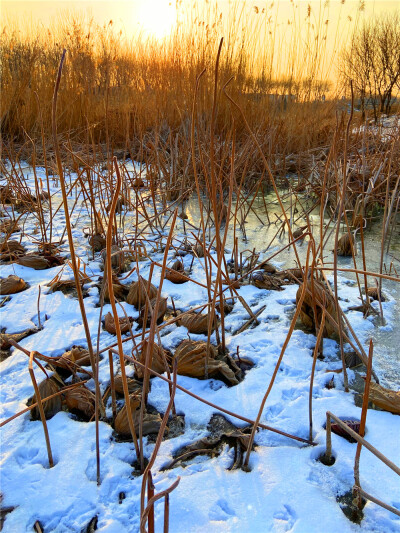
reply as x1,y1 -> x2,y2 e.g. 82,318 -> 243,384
165,269 -> 187,284
89,234 -> 106,252
0,275 -> 27,294
18,255 -> 50,270
173,340 -> 238,385
104,311 -> 133,334
136,340 -> 170,379
113,375 -> 142,395
337,233 -> 354,257
115,392 -> 163,437
251,271 -> 283,290
0,240 -> 25,254
0,220 -> 20,233
296,279 -> 340,338
104,282 -> 129,303
31,377 -> 63,420
369,382 -> 400,415
101,245 -> 124,270
60,346 -> 91,368
64,385 -> 96,419
138,297 -> 167,326
126,276 -> 157,309
177,312 -> 214,334
192,244 -> 204,257
366,287 -> 386,302
260,262 -> 276,274
1,328 -> 37,350
133,178 -> 145,189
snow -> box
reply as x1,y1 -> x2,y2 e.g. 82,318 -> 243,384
1,162 -> 399,532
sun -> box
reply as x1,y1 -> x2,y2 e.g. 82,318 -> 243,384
134,0 -> 177,39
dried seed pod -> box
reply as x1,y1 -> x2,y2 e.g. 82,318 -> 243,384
136,340 -> 171,379
337,233 -> 354,256
88,233 -> 106,252
113,375 -> 142,395
104,312 -> 133,334
31,377 -> 63,420
0,275 -> 27,294
126,276 -> 157,309
138,296 -> 167,326
177,312 -> 215,334
173,340 -> 239,385
17,255 -> 50,270
366,287 -> 386,302
296,280 -> 341,338
64,385 -> 96,419
369,382 -> 400,415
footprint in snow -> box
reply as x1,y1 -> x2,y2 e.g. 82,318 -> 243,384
273,504 -> 297,532
209,499 -> 236,521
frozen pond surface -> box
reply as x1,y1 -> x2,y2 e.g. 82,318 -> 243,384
1,161 -> 399,532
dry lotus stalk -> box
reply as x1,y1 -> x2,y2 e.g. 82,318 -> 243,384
31,377 -> 63,420
113,375 -> 142,395
64,385 -> 96,419
296,279 -> 340,338
251,271 -> 283,291
178,312 -> 215,334
0,275 -> 27,294
126,276 -> 157,309
104,311 -> 133,334
369,382 -> 400,415
367,287 -> 386,302
139,296 -> 167,326
337,233 -> 354,256
136,340 -> 171,379
173,340 -> 239,385
18,255 -> 50,270
89,233 -> 106,252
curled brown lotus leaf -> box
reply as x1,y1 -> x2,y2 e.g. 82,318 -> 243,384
114,392 -> 164,437
64,385 -> 96,419
48,279 -> 83,295
337,233 -> 354,256
251,271 -> 283,291
192,244 -> 204,258
0,220 -> 20,233
296,279 -> 340,338
31,376 -> 63,420
106,197 -> 125,214
1,328 -> 37,350
173,340 -> 239,385
136,340 -> 171,379
277,268 -> 304,282
138,296 -> 167,326
369,382 -> 400,415
60,346 -> 91,369
113,375 -> 142,395
17,255 -> 50,270
0,240 -> 25,254
101,245 -> 125,270
0,275 -> 27,295
177,312 -> 215,334
260,262 -> 276,274
366,287 -> 386,302
104,311 -> 133,335
126,276 -> 157,309
89,233 -> 106,252
133,177 -> 145,189
165,260 -> 187,284
104,281 -> 129,303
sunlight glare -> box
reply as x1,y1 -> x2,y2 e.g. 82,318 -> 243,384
134,0 -> 177,39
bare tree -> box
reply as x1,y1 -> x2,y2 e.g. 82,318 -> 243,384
341,13 -> 400,120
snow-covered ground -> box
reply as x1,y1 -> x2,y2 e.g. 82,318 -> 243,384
1,163 -> 399,532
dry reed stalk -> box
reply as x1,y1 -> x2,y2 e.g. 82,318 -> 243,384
353,339 -> 373,509
28,351 -> 53,468
52,49 -> 102,484
107,157 -> 140,459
